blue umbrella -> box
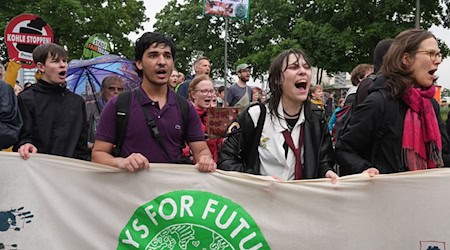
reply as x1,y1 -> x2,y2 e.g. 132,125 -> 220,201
66,55 -> 141,102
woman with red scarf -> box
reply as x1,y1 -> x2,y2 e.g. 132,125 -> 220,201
184,75 -> 223,162
336,29 -> 450,176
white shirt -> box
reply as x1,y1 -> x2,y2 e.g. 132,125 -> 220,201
247,101 -> 305,180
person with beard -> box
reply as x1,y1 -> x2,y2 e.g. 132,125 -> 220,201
336,29 -> 450,176
226,63 -> 253,108
92,32 -> 216,172
176,57 -> 211,99
218,49 -> 338,182
14,43 -> 89,160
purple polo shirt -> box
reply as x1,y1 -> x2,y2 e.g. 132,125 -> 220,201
95,86 -> 205,162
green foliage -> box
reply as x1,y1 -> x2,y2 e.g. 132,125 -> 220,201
442,88 -> 450,97
154,0 -> 450,80
440,105 -> 449,121
0,0 -> 147,61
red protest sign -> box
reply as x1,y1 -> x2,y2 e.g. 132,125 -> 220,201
207,107 -> 240,138
4,14 -> 54,69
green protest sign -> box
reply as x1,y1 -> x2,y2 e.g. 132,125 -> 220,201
82,34 -> 111,59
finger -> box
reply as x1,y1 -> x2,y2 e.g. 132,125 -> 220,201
130,154 -> 144,169
208,161 -> 217,172
120,159 -> 134,172
137,154 -> 150,169
196,163 -> 206,172
331,174 -> 338,184
205,159 -> 215,172
129,156 -> 141,171
125,161 -> 135,172
19,146 -> 28,160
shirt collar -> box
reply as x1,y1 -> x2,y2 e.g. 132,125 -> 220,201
273,100 -> 305,132
137,85 -> 177,106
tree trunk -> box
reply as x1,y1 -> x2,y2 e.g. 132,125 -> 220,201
316,68 -> 320,85
318,68 -> 323,85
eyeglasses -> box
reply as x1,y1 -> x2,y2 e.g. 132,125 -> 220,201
416,50 -> 442,61
108,87 -> 124,92
195,89 -> 215,95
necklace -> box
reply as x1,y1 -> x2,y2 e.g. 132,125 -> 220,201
283,108 -> 301,118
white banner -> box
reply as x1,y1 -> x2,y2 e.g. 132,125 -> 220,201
1,152 -> 450,249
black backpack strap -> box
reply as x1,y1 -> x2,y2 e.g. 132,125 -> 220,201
112,90 -> 134,157
369,88 -> 396,161
133,89 -> 173,160
375,89 -> 392,139
245,103 -> 266,171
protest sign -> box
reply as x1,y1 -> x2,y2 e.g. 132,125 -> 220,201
4,14 -> 54,69
82,34 -> 111,59
203,0 -> 250,19
206,107 -> 239,138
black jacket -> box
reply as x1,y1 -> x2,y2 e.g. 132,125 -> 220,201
335,77 -> 450,175
0,81 -> 22,149
218,102 -> 335,179
14,79 -> 89,160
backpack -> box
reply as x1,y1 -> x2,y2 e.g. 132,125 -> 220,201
333,74 -> 389,144
112,88 -> 189,157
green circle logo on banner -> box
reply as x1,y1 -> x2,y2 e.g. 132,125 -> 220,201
117,190 -> 269,249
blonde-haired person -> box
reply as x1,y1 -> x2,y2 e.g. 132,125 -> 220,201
185,74 -> 223,162
309,85 -> 325,117
336,29 -> 450,176
251,87 -> 262,103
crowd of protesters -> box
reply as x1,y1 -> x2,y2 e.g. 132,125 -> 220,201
0,28 -> 449,182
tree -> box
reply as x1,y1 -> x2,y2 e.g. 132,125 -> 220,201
0,0 -> 147,61
442,88 -> 450,97
154,0 -> 237,79
154,0 -> 450,82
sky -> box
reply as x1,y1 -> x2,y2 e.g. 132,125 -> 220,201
135,0 -> 450,89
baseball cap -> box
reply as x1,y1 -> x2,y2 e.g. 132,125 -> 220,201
236,63 -> 251,73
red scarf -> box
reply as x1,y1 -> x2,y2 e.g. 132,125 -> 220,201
402,85 -> 443,170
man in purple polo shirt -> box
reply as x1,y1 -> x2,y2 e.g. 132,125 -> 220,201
92,32 -> 216,172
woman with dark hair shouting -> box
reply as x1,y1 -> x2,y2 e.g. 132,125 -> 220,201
218,49 -> 338,182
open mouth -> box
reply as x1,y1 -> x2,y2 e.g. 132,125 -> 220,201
429,69 -> 438,81
156,68 -> 167,74
59,71 -> 66,76
295,81 -> 307,89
